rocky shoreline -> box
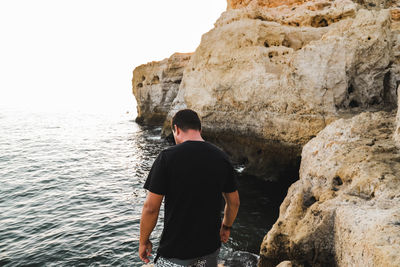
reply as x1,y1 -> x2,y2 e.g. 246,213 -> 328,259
260,111 -> 400,266
133,0 -> 400,266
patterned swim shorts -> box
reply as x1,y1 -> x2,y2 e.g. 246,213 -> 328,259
154,249 -> 219,267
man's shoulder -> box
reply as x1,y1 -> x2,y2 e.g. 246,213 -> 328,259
202,141 -> 228,156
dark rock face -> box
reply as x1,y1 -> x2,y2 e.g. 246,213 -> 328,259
202,130 -> 301,182
396,86 -> 400,146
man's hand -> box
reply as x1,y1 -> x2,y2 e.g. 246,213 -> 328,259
139,192 -> 163,264
139,239 -> 153,263
220,190 -> 239,243
220,225 -> 230,243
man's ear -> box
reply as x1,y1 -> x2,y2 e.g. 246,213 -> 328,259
172,124 -> 180,135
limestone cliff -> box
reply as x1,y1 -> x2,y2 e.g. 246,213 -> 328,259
132,53 -> 192,125
133,1 -> 399,178
162,0 -> 398,178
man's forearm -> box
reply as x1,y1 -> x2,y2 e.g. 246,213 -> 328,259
222,203 -> 239,227
139,207 -> 159,244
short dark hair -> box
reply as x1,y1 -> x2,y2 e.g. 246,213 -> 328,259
171,109 -> 201,132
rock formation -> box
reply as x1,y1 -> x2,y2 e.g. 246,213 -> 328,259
132,53 -> 192,125
132,0 -> 400,266
260,111 -> 400,266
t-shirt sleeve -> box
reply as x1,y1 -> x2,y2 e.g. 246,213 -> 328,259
143,151 -> 168,195
222,160 -> 238,193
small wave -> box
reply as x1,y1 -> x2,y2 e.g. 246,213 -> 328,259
220,250 -> 259,267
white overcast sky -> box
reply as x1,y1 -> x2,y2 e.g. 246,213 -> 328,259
0,0 -> 226,113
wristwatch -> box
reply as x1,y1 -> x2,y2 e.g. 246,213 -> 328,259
222,224 -> 232,230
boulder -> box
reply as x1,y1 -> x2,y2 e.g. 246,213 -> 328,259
132,53 -> 192,125
259,111 -> 400,266
275,260 -> 295,267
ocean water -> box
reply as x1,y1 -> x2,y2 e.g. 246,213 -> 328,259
0,107 -> 283,266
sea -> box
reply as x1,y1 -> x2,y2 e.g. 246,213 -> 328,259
0,106 -> 284,266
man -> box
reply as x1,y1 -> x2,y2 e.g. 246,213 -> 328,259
139,109 -> 240,266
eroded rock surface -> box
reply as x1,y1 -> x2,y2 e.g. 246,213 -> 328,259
227,0 -> 398,10
132,53 -> 192,125
228,0 -> 306,9
260,111 -> 400,266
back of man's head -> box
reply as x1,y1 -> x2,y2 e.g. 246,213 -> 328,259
172,109 -> 201,132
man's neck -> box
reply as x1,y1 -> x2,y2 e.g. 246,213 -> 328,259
181,137 -> 204,142
179,130 -> 204,143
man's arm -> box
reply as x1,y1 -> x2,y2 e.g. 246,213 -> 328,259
139,192 -> 164,263
220,190 -> 240,243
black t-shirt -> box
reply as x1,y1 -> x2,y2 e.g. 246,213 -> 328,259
144,140 -> 238,260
